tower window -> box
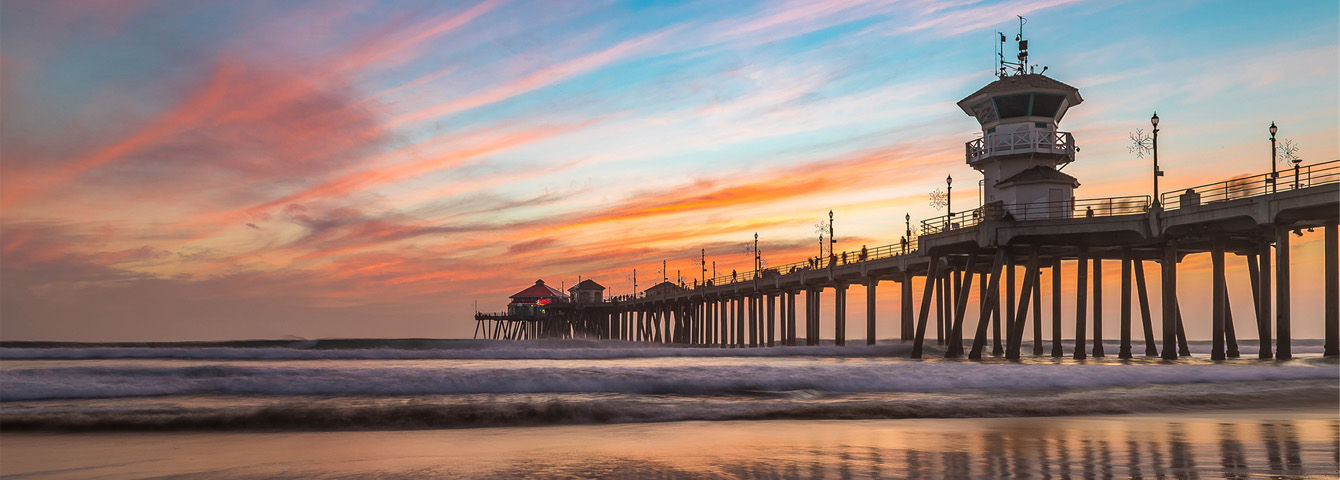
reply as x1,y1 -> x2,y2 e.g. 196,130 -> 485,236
1031,94 -> 1065,118
994,94 -> 1031,118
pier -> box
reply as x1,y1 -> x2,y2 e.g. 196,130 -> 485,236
475,158 -> 1339,360
474,32 -> 1339,359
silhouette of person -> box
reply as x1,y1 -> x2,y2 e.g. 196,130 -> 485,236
841,252 -> 848,264
901,236 -> 908,254
1085,206 -> 1094,218
860,245 -> 868,261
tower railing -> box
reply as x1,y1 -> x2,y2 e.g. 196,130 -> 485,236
965,130 -> 1075,163
1159,159 -> 1339,211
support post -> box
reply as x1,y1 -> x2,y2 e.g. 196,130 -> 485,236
1276,226 -> 1291,359
1006,248 -> 1041,359
749,295 -> 758,348
1134,259 -> 1157,356
767,293 -> 776,347
782,292 -> 793,345
1161,242 -> 1178,360
935,272 -> 944,345
1006,255 -> 1016,352
969,250 -> 1006,360
946,252 -> 979,358
835,284 -> 847,347
1120,249 -> 1133,359
911,260 -> 941,358
901,276 -> 913,341
1032,263 -> 1042,356
1212,238 -> 1227,360
1052,256 -> 1063,357
1075,247 -> 1089,360
1257,242 -> 1273,358
1092,256 -> 1104,357
1326,223 -> 1338,357
866,281 -> 877,346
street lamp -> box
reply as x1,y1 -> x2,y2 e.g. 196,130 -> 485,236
1151,112 -> 1162,205
828,210 -> 835,257
1269,122 -> 1278,193
945,174 -> 953,229
905,213 -> 911,238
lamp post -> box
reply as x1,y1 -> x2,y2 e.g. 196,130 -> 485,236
945,174 -> 953,229
905,213 -> 911,238
828,210 -> 835,256
1269,122 -> 1278,194
1151,112 -> 1161,205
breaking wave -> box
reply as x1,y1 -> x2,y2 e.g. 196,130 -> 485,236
2,380 -> 1333,431
3,359 -> 1335,401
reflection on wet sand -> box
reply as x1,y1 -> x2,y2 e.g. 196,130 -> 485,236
1,412 -> 1336,479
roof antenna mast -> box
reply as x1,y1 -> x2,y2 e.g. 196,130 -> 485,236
997,15 -> 1038,78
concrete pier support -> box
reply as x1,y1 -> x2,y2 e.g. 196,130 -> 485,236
1134,260 -> 1157,356
1092,256 -> 1104,357
1006,256 -> 1016,352
969,250 -> 1005,360
748,295 -> 758,348
1326,222 -> 1338,357
866,281 -> 877,346
1256,243 -> 1272,358
934,273 -> 944,345
901,277 -> 913,341
946,252 -> 978,358
739,297 -> 750,345
1119,250 -> 1133,359
1276,226 -> 1291,359
1051,257 -> 1063,357
835,284 -> 847,346
787,291 -> 797,346
1212,239 -> 1227,360
1032,265 -> 1042,356
767,293 -> 776,347
911,259 -> 940,358
1074,247 -> 1089,360
1161,241 -> 1179,360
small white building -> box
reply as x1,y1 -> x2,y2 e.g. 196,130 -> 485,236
958,73 -> 1082,219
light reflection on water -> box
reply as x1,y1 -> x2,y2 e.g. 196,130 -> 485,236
3,411 -> 1336,479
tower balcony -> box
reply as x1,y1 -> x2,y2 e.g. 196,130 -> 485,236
965,130 -> 1075,164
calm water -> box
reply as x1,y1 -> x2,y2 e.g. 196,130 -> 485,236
1,339 -> 1337,478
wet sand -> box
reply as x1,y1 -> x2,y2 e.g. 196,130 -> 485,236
2,407 -> 1336,479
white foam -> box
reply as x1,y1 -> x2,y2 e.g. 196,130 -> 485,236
2,358 -> 1335,401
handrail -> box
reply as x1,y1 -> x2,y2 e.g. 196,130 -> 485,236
1160,159 -> 1339,210
921,195 -> 1151,234
701,237 -> 920,290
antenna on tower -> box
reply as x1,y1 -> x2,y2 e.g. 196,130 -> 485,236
996,15 -> 1041,77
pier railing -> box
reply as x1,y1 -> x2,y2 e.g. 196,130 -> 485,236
965,130 -> 1075,164
921,195 -> 1152,235
702,237 -> 920,289
1160,159 -> 1339,210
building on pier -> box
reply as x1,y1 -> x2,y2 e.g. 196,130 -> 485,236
507,279 -> 565,316
643,281 -> 684,298
569,279 -> 605,303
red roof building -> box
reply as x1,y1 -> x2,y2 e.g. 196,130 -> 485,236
507,279 -> 566,316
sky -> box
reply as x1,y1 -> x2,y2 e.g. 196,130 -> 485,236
1,0 -> 1336,342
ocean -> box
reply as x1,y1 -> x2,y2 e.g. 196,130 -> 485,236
1,339 -> 1337,478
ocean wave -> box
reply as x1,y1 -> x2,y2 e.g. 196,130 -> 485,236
3,359 -> 1335,401
1,339 -> 1329,361
2,380 -> 1333,431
